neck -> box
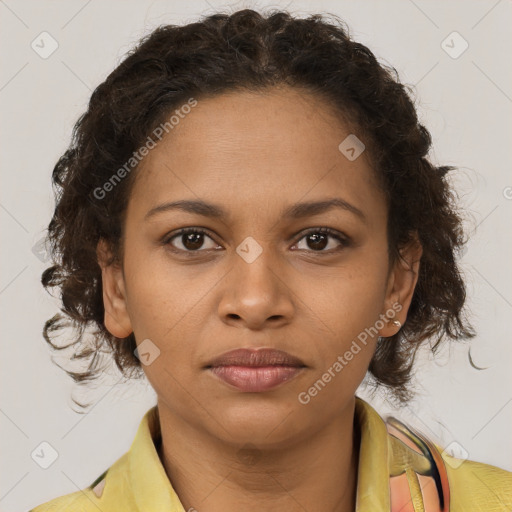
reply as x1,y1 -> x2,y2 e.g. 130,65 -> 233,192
157,397 -> 360,512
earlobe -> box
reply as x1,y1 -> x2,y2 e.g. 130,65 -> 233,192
378,233 -> 423,338
96,239 -> 133,338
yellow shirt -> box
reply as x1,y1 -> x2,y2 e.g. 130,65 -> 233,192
30,397 -> 512,511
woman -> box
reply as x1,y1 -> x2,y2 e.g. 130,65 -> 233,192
31,8 -> 511,512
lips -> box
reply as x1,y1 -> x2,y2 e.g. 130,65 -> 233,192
205,348 -> 306,368
205,348 -> 306,392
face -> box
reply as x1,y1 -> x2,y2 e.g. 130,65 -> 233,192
98,86 -> 421,448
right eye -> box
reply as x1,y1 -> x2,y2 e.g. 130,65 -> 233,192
163,228 -> 221,253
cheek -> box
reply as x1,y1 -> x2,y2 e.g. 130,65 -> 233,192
302,275 -> 384,404
121,244 -> 177,339
317,260 -> 387,328
122,250 -> 208,368
308,254 -> 388,369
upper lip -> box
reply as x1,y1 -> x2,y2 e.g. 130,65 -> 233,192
205,348 -> 306,368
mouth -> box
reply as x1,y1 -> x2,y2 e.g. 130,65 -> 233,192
205,348 -> 306,368
205,348 -> 306,392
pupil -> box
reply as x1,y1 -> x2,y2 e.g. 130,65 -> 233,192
184,232 -> 203,250
308,233 -> 327,250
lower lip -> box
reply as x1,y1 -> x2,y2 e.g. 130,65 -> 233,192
208,365 -> 304,392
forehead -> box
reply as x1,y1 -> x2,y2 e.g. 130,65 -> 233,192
128,86 -> 385,223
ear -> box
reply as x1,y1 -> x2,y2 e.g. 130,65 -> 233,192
378,232 -> 423,337
96,238 -> 133,338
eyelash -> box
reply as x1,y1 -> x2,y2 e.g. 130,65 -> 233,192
162,227 -> 350,256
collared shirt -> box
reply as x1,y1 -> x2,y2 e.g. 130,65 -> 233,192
30,397 -> 512,511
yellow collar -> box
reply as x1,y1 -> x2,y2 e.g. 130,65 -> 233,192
122,396 -> 391,511
354,397 -> 392,511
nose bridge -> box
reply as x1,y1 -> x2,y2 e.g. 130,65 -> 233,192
233,234 -> 281,295
219,234 -> 293,325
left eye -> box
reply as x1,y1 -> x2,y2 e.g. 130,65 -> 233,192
293,228 -> 348,252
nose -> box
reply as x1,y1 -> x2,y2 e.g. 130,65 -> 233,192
217,242 -> 295,330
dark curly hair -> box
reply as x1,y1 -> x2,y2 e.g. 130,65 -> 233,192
41,8 -> 475,412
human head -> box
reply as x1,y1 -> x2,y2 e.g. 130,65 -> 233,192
42,9 -> 475,413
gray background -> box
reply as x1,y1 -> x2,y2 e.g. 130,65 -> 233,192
1,0 -> 511,510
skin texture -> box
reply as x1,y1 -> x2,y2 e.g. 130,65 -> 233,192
97,86 -> 422,512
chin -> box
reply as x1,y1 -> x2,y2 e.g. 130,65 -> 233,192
209,399 -> 312,449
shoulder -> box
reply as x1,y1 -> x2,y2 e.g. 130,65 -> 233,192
29,453 -> 134,512
441,452 -> 512,511
29,492 -> 95,511
28,487 -> 100,512
29,469 -> 109,512
385,413 -> 512,511
28,405 -> 173,512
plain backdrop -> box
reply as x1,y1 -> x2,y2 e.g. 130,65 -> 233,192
1,0 -> 511,510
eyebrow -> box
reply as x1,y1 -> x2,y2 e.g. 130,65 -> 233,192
144,198 -> 366,223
